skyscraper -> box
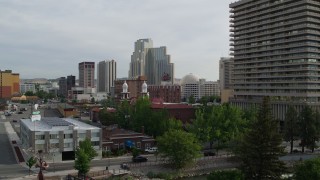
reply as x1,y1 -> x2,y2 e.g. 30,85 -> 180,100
97,60 -> 117,93
58,77 -> 67,98
129,39 -> 174,85
78,62 -> 95,89
229,0 -> 320,119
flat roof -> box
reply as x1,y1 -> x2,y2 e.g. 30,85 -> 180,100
21,117 -> 100,132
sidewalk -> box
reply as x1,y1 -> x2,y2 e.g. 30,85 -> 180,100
11,165 -> 127,180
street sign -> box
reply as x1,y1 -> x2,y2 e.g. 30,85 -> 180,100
32,111 -> 41,115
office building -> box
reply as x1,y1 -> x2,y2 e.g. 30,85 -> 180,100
20,83 -> 36,94
230,0 -> 320,120
78,62 -> 95,90
219,57 -> 234,103
20,117 -> 102,162
97,60 -> 116,93
67,75 -> 76,93
180,73 -> 219,102
129,39 -> 174,85
58,77 -> 67,98
148,85 -> 181,103
0,70 -> 20,99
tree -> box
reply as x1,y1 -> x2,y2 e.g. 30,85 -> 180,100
191,104 -> 247,152
284,105 -> 299,153
78,138 -> 98,161
294,157 -> 320,180
156,129 -> 201,169
99,109 -> 116,126
298,106 -> 319,153
26,156 -> 37,175
24,91 -> 35,96
207,170 -> 244,180
74,138 -> 98,177
74,148 -> 90,178
236,97 -> 286,180
188,95 -> 195,104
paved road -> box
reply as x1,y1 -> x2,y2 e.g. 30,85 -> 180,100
0,122 -> 28,179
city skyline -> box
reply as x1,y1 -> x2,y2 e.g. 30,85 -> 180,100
0,0 -> 234,81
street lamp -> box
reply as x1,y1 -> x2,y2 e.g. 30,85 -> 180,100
35,150 -> 49,180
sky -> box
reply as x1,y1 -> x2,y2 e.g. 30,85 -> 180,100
0,0 -> 235,81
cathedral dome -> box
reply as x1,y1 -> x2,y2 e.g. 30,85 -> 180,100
180,73 -> 200,85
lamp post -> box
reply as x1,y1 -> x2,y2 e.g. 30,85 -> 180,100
36,150 -> 48,180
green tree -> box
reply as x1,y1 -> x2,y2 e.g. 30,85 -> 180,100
74,148 -> 90,178
236,97 -> 286,180
74,138 -> 98,177
298,106 -> 319,153
24,91 -> 35,96
284,105 -> 299,153
26,156 -> 37,175
294,157 -> 320,180
78,138 -> 98,161
191,104 -> 246,152
156,129 -> 201,169
188,95 -> 195,104
207,170 -> 244,180
99,109 -> 116,126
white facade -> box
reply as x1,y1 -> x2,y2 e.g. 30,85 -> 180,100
20,118 -> 102,162
97,60 -> 116,93
20,84 -> 36,94
181,74 -> 220,101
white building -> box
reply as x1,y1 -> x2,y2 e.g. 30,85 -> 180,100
20,83 -> 36,94
20,117 -> 102,162
97,60 -> 116,93
180,73 -> 220,101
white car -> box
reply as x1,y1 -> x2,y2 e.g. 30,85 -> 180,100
145,147 -> 158,153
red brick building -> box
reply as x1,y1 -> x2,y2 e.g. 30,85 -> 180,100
148,85 -> 181,103
102,125 -> 155,151
114,76 -> 147,101
151,102 -> 196,124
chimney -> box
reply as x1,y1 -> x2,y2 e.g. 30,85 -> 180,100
141,126 -> 144,135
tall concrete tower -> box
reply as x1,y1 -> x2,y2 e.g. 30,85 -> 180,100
78,62 -> 95,89
230,0 -> 320,120
97,60 -> 117,93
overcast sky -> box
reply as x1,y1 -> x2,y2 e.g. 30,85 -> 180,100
0,0 -> 234,81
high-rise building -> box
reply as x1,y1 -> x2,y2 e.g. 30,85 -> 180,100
78,62 -> 95,90
129,39 -> 174,85
58,77 -> 67,98
219,57 -> 234,103
97,60 -> 116,93
129,39 -> 153,78
229,0 -> 320,120
0,70 -> 20,99
219,57 -> 233,90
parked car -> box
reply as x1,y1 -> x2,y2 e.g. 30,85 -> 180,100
203,150 -> 216,156
132,156 -> 148,163
145,147 -> 158,153
17,111 -> 23,114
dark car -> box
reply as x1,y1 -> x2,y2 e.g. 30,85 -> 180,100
18,111 -> 23,114
203,150 -> 216,156
132,156 -> 148,163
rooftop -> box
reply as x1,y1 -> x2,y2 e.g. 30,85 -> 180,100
21,117 -> 100,132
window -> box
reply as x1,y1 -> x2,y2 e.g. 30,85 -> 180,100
91,141 -> 100,146
64,134 -> 73,139
50,134 -> 59,139
64,143 -> 72,148
137,142 -> 141,149
36,135 -> 45,140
